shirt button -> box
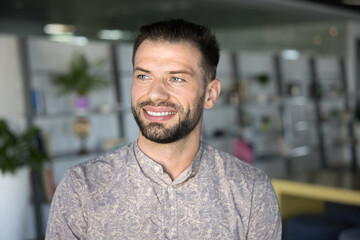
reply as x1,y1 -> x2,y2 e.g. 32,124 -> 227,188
154,166 -> 161,172
166,230 -> 174,239
167,187 -> 173,194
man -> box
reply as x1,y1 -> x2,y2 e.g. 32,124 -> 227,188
46,19 -> 281,239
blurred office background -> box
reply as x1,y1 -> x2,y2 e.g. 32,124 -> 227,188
0,0 -> 360,239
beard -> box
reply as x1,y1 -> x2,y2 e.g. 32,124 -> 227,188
131,94 -> 205,144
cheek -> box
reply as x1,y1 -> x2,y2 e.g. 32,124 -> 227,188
130,88 -> 136,104
174,91 -> 203,109
131,83 -> 145,102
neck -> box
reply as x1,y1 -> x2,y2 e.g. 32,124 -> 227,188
137,127 -> 201,180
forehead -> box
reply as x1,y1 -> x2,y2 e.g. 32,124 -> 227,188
134,40 -> 202,67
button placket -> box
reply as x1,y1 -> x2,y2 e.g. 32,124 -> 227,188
164,185 -> 177,239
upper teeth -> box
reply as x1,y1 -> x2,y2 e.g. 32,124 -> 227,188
147,111 -> 175,116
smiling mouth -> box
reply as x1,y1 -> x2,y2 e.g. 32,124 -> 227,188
145,110 -> 176,116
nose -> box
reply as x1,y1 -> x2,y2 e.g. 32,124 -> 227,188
147,78 -> 170,102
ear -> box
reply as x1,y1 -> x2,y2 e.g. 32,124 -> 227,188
204,79 -> 221,109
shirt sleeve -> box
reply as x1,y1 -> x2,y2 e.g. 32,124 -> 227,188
45,168 -> 88,240
246,171 -> 282,240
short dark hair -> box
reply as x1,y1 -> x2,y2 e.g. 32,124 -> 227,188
132,19 -> 220,83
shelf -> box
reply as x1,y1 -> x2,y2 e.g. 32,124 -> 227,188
241,101 -> 281,108
282,96 -> 313,106
319,97 -> 346,104
51,150 -> 104,161
321,119 -> 350,126
324,137 -> 352,147
249,129 -> 283,137
256,153 -> 284,162
208,104 -> 237,110
33,105 -> 131,119
31,69 -> 113,76
289,145 -> 313,158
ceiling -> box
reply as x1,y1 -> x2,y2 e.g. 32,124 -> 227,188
302,0 -> 360,13
0,0 -> 360,56
1,0 -> 360,39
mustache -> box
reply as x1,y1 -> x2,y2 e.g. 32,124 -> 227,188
138,101 -> 179,110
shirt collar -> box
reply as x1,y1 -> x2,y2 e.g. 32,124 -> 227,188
133,141 -> 204,185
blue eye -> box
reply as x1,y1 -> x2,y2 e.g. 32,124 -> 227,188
137,74 -> 150,80
171,77 -> 184,83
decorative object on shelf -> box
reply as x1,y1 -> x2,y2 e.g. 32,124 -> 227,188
278,137 -> 291,157
227,82 -> 241,105
253,73 -> 270,103
309,82 -> 323,99
51,53 -> 111,153
75,95 -> 89,115
31,88 -> 46,115
260,116 -> 271,132
267,94 -> 279,103
328,108 -> 340,122
287,82 -> 302,97
51,53 -> 110,114
0,119 -> 49,174
255,73 -> 269,85
233,138 -> 254,163
73,117 -> 91,154
327,82 -> 343,99
239,81 -> 248,103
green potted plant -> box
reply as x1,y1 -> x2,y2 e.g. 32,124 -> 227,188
0,119 -> 49,174
51,53 -> 110,113
0,119 -> 49,239
255,73 -> 269,85
253,73 -> 270,103
51,53 -> 110,154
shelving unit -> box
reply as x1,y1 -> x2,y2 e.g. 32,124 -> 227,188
236,51 -> 285,163
26,37 -> 122,158
202,50 -> 240,154
203,50 -> 356,176
23,37 -> 125,239
313,56 -> 355,169
279,53 -> 320,174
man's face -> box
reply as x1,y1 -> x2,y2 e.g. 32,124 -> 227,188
131,40 -> 206,144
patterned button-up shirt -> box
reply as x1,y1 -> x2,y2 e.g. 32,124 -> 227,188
46,141 -> 281,239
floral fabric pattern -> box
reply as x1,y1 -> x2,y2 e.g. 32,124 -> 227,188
46,141 -> 281,239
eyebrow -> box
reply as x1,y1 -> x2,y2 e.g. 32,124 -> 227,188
169,70 -> 194,76
134,67 -> 150,73
134,67 -> 194,76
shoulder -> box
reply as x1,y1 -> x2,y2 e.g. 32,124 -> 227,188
63,142 -> 136,189
202,141 -> 270,186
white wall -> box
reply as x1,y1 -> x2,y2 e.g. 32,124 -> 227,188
0,34 -> 26,130
0,34 -> 30,240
